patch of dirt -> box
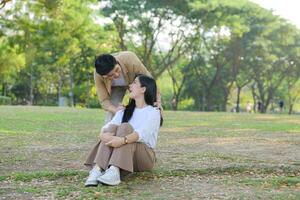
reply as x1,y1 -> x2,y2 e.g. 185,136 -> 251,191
1,122 -> 300,199
157,130 -> 300,168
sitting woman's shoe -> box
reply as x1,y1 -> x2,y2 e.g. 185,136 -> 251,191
97,166 -> 121,186
85,166 -> 103,187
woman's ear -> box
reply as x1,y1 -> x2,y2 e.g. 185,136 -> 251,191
141,86 -> 146,93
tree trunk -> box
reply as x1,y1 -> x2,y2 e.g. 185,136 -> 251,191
29,68 -> 34,105
57,76 -> 63,106
114,16 -> 127,51
194,93 -> 201,111
260,103 -> 267,113
45,87 -> 49,105
2,83 -> 7,96
251,84 -> 257,112
85,54 -> 90,108
69,70 -> 74,107
288,104 -> 293,115
221,95 -> 228,112
86,71 -> 91,108
236,86 -> 241,113
171,96 -> 177,111
206,94 -> 213,111
200,88 -> 206,111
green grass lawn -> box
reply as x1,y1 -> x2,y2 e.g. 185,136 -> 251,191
0,106 -> 299,199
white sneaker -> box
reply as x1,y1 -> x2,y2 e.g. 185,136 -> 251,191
85,166 -> 103,187
97,166 -> 121,186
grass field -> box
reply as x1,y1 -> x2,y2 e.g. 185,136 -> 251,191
0,106 -> 299,199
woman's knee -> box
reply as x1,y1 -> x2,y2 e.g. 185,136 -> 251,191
115,123 -> 134,137
102,124 -> 118,135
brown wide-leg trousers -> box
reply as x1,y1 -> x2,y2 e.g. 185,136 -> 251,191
84,123 -> 156,174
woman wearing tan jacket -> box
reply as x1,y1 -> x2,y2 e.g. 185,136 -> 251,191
93,51 -> 161,124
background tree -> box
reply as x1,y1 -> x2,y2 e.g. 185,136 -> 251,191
102,0 -> 191,79
0,0 -> 299,113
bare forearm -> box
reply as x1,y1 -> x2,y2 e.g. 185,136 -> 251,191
107,104 -> 118,114
100,133 -> 114,143
99,99 -> 116,113
124,132 -> 139,144
103,132 -> 139,148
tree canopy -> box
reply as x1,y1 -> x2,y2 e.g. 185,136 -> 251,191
1,0 -> 299,113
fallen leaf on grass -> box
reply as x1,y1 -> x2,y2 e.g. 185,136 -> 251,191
94,191 -> 101,199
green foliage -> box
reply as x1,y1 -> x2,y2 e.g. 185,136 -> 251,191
0,0 -> 119,106
0,95 -> 11,105
0,0 -> 299,111
178,98 -> 195,110
157,72 -> 173,110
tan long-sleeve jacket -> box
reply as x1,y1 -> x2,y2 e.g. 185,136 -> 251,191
94,51 -> 152,112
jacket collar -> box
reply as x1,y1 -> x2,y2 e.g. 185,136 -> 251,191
116,57 -> 129,85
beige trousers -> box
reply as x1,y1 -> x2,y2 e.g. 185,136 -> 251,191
84,123 -> 156,174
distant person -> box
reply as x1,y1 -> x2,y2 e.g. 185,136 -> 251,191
279,100 -> 284,112
94,51 -> 162,124
246,102 -> 252,113
84,74 -> 163,186
171,97 -> 177,110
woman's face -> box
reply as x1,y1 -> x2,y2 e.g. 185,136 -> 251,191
129,77 -> 145,99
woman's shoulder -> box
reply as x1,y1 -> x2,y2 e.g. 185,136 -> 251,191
144,105 -> 160,116
115,109 -> 125,116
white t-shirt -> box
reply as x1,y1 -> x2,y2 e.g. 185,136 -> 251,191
102,105 -> 161,149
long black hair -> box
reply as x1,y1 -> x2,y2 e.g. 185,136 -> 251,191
122,74 -> 163,126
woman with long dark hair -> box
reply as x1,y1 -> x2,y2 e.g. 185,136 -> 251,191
84,74 -> 163,186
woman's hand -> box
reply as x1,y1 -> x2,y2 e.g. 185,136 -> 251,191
105,136 -> 125,148
113,103 -> 125,113
116,103 -> 125,111
99,133 -> 114,143
154,101 -> 163,116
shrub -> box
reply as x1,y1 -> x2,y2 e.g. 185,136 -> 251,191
0,96 -> 12,105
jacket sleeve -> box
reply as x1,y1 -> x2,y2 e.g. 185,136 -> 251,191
124,51 -> 152,77
94,70 -> 114,112
123,52 -> 162,103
